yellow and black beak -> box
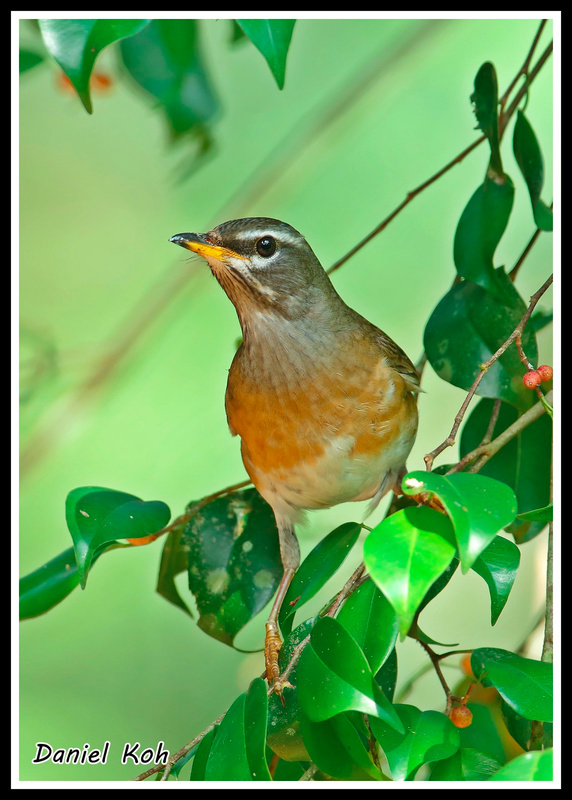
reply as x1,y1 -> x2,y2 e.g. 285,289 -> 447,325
169,232 -> 245,262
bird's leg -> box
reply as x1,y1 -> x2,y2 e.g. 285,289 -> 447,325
265,519 -> 300,698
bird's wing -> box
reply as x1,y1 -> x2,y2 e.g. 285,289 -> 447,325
375,329 -> 423,393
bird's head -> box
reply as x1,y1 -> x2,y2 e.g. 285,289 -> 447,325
169,217 -> 339,324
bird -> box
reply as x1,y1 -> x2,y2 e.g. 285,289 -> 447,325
170,217 -> 420,696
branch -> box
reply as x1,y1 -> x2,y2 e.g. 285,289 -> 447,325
327,25 -> 552,275
424,275 -> 553,471
447,390 -> 552,475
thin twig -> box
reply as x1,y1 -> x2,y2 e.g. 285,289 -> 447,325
447,389 -> 552,475
328,31 -> 552,275
299,764 -> 319,781
132,712 -> 226,781
425,275 -> 553,471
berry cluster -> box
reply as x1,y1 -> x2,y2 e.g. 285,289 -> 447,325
522,364 -> 553,389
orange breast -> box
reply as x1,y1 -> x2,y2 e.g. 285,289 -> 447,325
225,346 -> 416,483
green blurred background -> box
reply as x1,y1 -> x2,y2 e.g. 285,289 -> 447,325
19,17 -> 553,781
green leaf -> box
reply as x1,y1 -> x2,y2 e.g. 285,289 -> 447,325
430,748 -> 503,781
65,487 -> 171,588
458,703 -> 506,763
500,700 -> 553,751
417,556 -> 459,613
424,278 -> 538,410
471,648 -> 552,721
513,110 -> 553,231
204,679 -> 271,780
236,20 -> 295,89
471,62 -> 502,174
453,177 -> 515,302
300,713 -> 383,780
375,648 -> 398,702
120,20 -> 218,139
19,49 -> 44,73
336,579 -> 398,674
370,705 -> 460,781
517,503 -> 553,523
471,535 -> 520,624
460,399 -> 552,542
156,526 -> 193,617
489,749 -> 553,781
183,487 -> 282,646
280,522 -> 361,636
297,617 -> 403,732
20,547 -> 79,619
267,619 -> 314,763
402,471 -> 517,571
190,727 -> 216,780
364,506 -> 456,637
38,19 -> 150,112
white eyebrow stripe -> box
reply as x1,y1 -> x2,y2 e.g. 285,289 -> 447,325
230,229 -> 304,245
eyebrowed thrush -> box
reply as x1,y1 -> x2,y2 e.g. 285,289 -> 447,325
170,218 -> 420,695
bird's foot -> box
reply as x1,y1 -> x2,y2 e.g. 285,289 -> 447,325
265,621 -> 293,702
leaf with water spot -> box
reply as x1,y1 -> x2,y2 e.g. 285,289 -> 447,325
183,487 -> 282,646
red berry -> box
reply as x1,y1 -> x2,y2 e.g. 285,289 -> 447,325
536,365 -> 553,383
450,705 -> 473,728
523,370 -> 541,389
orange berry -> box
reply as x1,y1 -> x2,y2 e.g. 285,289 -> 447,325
450,705 -> 473,728
536,364 -> 553,383
523,370 -> 541,389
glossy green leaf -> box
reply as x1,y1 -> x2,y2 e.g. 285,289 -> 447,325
189,727 -> 216,780
370,705 -> 460,781
19,49 -> 44,73
204,679 -> 271,780
267,619 -> 314,763
236,20 -> 295,89
364,506 -> 456,638
500,700 -> 553,751
424,277 -> 538,410
336,579 -> 398,674
183,487 -> 282,646
65,487 -> 171,589
489,749 -> 553,781
460,399 -> 552,542
471,648 -> 552,721
20,547 -> 79,619
375,648 -> 398,702
458,703 -> 506,763
430,748 -> 503,781
38,19 -> 149,112
280,521 -> 361,636
156,526 -> 193,617
453,177 -> 515,302
205,694 -> 251,780
471,62 -> 502,174
120,20 -> 218,139
300,713 -> 383,780
471,535 -> 520,624
517,503 -> 553,523
402,471 -> 516,571
417,556 -> 459,614
513,110 -> 553,231
272,760 -> 308,780
297,617 -> 403,732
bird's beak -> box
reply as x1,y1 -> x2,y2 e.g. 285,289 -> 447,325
169,232 -> 245,262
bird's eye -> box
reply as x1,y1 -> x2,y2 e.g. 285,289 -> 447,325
256,236 -> 276,257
